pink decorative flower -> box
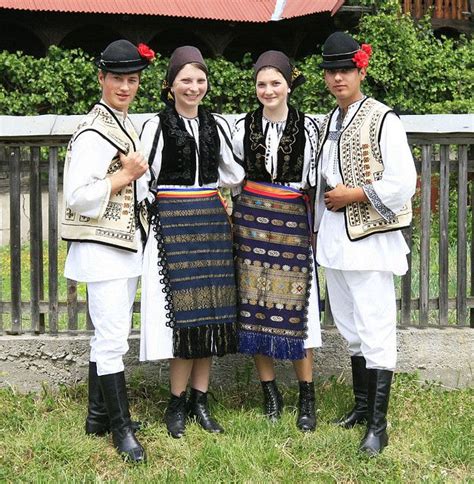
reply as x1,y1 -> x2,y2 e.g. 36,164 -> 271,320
137,43 -> 155,62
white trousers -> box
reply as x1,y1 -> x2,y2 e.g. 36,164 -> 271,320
88,277 -> 139,376
325,268 -> 397,371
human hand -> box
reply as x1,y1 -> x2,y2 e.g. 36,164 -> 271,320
119,151 -> 149,182
324,184 -> 367,211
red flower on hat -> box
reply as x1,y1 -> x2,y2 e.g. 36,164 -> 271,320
352,44 -> 372,69
361,44 -> 372,57
137,43 -> 155,62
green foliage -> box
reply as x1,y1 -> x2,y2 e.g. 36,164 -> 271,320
1,2 -> 472,116
0,46 -> 98,115
355,0 -> 473,114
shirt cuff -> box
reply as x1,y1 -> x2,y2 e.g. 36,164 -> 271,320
362,184 -> 396,222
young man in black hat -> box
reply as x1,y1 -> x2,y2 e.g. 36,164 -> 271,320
314,32 -> 417,455
62,39 -> 155,463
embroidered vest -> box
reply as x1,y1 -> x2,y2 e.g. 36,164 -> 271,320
242,106 -> 306,182
61,103 -> 141,252
157,106 -> 220,185
317,97 -> 412,241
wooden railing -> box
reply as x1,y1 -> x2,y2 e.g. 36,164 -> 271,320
402,0 -> 470,19
0,114 -> 473,335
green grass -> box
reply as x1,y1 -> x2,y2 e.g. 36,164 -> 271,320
0,373 -> 472,482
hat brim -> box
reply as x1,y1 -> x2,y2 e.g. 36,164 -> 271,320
95,59 -> 149,73
319,59 -> 357,70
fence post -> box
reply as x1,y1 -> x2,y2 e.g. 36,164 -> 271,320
471,171 -> 474,329
8,147 -> 22,335
419,145 -> 432,325
48,147 -> 59,334
401,224 -> 413,325
438,145 -> 450,325
30,146 -> 45,333
457,145 -> 468,325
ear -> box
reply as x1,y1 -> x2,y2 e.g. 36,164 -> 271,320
98,71 -> 105,86
359,68 -> 367,81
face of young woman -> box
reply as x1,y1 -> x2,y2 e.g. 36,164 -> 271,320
171,63 -> 208,115
255,68 -> 289,112
98,71 -> 140,112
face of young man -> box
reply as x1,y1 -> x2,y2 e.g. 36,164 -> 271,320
98,71 -> 140,112
171,63 -> 208,116
324,67 -> 366,108
255,67 -> 289,112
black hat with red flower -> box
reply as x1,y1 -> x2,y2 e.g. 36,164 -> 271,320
320,32 -> 372,70
96,39 -> 155,73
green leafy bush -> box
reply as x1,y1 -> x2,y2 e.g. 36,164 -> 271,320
0,1 -> 472,115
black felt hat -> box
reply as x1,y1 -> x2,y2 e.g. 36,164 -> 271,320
96,39 -> 151,73
320,32 -> 360,69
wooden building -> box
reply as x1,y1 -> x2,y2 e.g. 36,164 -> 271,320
0,1 -> 471,60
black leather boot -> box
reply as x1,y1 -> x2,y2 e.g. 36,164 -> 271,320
85,362 -> 142,436
335,356 -> 369,428
296,381 -> 316,432
164,391 -> 187,438
99,372 -> 146,463
359,369 -> 393,456
261,380 -> 283,421
187,388 -> 224,434
85,362 -> 110,436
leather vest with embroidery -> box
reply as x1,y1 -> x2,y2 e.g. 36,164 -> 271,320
158,106 -> 220,185
317,97 -> 412,241
242,105 -> 306,182
61,103 -> 141,252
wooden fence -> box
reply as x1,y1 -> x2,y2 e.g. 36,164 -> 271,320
402,0 -> 470,19
0,114 -> 473,335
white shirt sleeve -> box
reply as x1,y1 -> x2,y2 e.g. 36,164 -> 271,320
140,116 -> 163,185
215,114 -> 245,188
65,131 -> 115,219
231,116 -> 246,165
362,113 -> 417,220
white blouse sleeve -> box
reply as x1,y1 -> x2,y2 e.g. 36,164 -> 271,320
303,115 -> 319,188
140,115 -> 163,192
65,131 -> 115,219
231,116 -> 246,166
362,113 -> 417,221
214,114 -> 245,188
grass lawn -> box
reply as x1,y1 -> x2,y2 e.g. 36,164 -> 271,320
0,373 -> 472,482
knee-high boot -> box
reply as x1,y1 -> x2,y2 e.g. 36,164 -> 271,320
86,362 -> 141,436
99,372 -> 146,463
335,356 -> 369,428
85,362 -> 110,436
359,369 -> 393,456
